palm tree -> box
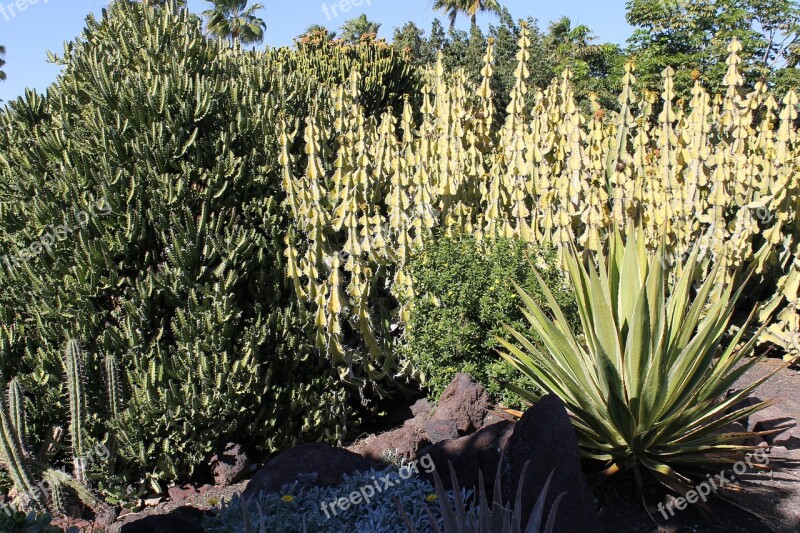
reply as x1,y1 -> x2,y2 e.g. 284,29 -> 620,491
139,0 -> 187,6
203,0 -> 266,45
339,14 -> 381,44
0,45 -> 6,82
431,0 -> 502,29
546,16 -> 606,65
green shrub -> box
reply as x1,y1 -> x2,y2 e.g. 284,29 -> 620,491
0,2 -> 418,493
404,235 -> 579,407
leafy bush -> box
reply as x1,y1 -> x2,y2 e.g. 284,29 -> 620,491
499,227 -> 779,491
0,1 -> 418,492
204,465 -> 468,533
404,235 -> 579,407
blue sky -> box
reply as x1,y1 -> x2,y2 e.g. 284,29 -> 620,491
0,1 -> 632,102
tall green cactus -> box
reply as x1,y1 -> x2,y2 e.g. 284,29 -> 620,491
0,382 -> 45,511
63,339 -> 87,485
7,378 -> 27,448
103,353 -> 121,422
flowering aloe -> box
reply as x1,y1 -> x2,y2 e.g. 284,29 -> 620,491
498,227 -> 782,491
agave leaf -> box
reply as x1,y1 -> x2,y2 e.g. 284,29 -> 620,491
541,492 -> 566,533
526,468 -> 554,530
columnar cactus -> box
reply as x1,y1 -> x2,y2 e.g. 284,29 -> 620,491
281,34 -> 800,373
7,378 -> 27,447
63,339 -> 87,485
0,382 -> 45,510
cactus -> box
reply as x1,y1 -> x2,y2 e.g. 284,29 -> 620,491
103,353 -> 121,423
7,378 -> 27,449
281,33 -> 800,380
0,382 -> 45,511
0,340 -> 112,517
63,340 -> 87,485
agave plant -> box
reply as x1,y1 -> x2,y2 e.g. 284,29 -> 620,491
397,461 -> 564,533
498,227 -> 783,492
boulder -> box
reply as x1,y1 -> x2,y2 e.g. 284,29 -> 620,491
351,426 -> 431,463
431,373 -> 490,435
417,420 -> 514,494
403,398 -> 434,432
167,485 -> 199,506
501,394 -> 601,533
243,442 -> 372,499
209,442 -> 250,486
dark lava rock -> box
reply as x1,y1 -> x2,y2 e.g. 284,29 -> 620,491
243,442 -> 372,499
431,373 -> 490,434
418,420 -> 514,494
209,442 -> 250,487
501,394 -> 602,533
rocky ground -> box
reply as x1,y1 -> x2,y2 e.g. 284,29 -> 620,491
51,358 -> 800,532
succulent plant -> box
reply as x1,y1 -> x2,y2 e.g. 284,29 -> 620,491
396,462 -> 564,533
498,227 -> 779,492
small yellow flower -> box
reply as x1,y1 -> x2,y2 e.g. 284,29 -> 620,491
281,495 -> 294,503
425,494 -> 438,502
207,498 -> 220,506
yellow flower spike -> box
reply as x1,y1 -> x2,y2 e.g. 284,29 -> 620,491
277,34 -> 800,392
426,494 -> 437,502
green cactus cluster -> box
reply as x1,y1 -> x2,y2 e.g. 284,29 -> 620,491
3,0 -> 800,512
286,33 -> 421,116
0,0 -> 421,493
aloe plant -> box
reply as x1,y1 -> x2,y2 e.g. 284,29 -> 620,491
397,461 -> 564,533
498,226 -> 781,492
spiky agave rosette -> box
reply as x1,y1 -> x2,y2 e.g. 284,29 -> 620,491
498,226 -> 784,492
